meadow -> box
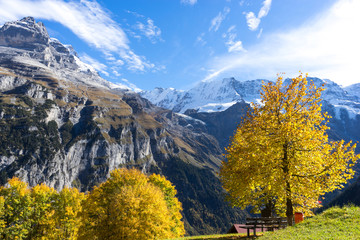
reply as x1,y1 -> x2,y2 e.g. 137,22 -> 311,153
171,205 -> 360,240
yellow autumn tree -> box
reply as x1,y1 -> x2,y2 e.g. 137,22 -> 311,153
148,174 -> 185,237
0,196 -> 5,236
0,178 -> 33,239
79,168 -> 184,240
220,74 -> 358,226
51,187 -> 85,239
0,178 -> 84,239
28,183 -> 57,239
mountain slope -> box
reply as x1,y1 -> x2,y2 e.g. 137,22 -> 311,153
0,17 -> 248,235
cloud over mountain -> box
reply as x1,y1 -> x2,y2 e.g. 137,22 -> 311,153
0,0 -> 156,73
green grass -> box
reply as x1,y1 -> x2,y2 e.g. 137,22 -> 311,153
260,205 -> 360,240
169,233 -> 248,240
170,205 -> 360,240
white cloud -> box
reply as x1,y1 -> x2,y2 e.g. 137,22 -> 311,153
120,78 -> 142,92
125,10 -> 163,44
227,41 -> 245,53
245,0 -> 272,31
209,7 -> 230,32
115,59 -> 125,66
223,26 -> 246,53
0,0 -> 157,73
125,10 -> 145,19
112,70 -> 121,77
181,0 -> 197,5
245,12 -> 260,31
258,0 -> 272,18
136,19 -> 162,43
203,0 -> 360,87
195,33 -> 207,46
80,53 -> 109,76
120,50 -> 154,72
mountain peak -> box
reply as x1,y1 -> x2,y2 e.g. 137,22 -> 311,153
19,16 -> 36,24
0,16 -> 49,50
0,17 -> 135,91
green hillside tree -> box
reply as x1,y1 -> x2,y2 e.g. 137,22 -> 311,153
220,74 -> 358,225
79,168 -> 184,240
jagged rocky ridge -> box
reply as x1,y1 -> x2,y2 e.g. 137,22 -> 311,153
0,17 -> 249,235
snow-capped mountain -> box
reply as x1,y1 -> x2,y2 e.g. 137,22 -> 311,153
302,77 -> 360,119
141,78 -> 269,113
0,17 -> 134,92
141,76 -> 360,119
345,83 -> 360,99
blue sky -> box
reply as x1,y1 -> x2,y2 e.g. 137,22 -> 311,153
0,0 -> 359,90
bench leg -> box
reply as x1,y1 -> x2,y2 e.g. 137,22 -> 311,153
247,228 -> 250,238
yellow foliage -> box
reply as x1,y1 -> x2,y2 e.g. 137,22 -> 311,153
28,183 -> 57,239
0,178 -> 84,239
220,74 -> 358,222
79,168 -> 185,240
0,177 -> 33,239
149,174 -> 185,237
51,187 -> 85,239
0,172 -> 184,239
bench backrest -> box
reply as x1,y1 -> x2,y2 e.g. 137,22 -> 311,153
246,217 -> 287,227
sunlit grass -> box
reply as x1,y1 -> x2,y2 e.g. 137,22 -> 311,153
260,205 -> 360,240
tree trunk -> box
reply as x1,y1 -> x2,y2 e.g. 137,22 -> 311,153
285,180 -> 293,226
283,142 -> 293,226
286,197 -> 293,226
261,200 -> 274,217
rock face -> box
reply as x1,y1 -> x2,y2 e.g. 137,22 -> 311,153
0,17 -> 248,235
184,101 -> 250,150
0,17 -> 49,50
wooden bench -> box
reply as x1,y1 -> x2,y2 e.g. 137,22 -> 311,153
238,217 -> 287,237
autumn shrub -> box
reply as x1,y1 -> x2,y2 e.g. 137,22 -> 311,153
79,168 -> 185,240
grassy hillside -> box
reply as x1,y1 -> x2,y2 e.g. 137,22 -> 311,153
261,205 -> 360,240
